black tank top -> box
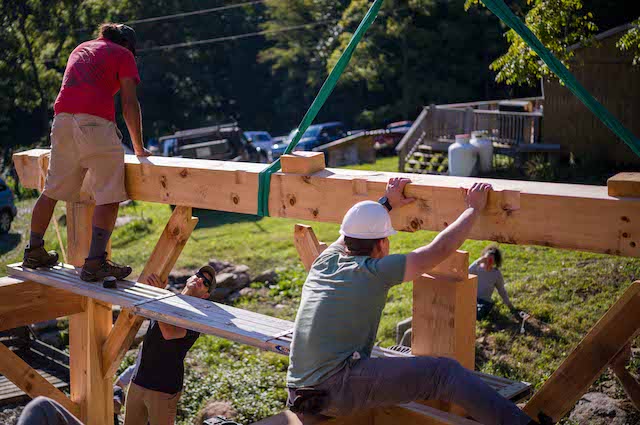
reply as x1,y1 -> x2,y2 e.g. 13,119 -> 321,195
132,320 -> 199,394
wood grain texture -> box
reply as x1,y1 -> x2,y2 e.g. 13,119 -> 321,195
281,152 -> 326,174
0,277 -> 84,331
608,172 -> 640,197
15,149 -> 640,257
0,343 -> 80,417
293,224 -> 327,271
524,281 -> 640,422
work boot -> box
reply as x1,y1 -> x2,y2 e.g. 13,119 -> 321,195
80,253 -> 132,282
23,245 -> 59,269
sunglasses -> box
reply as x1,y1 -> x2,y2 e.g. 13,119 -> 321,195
195,271 -> 214,289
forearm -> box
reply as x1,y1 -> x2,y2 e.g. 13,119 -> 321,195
158,321 -> 187,340
405,207 -> 480,280
122,100 -> 144,151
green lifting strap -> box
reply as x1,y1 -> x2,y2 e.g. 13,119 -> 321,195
481,0 -> 640,158
256,0 -> 384,216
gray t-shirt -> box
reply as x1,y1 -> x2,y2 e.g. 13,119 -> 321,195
286,243 -> 406,388
469,259 -> 512,306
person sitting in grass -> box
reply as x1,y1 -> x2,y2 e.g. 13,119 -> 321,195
124,266 -> 215,425
286,177 -> 548,425
471,245 -> 524,321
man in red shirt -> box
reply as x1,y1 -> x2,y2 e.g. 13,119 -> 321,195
23,23 -> 151,282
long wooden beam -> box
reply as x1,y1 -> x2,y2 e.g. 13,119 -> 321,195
0,277 -> 84,331
101,206 -> 198,378
524,280 -> 640,422
0,342 -> 81,417
14,149 -> 640,257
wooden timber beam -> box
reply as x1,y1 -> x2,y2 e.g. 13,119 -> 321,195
14,149 -> 640,257
524,280 -> 640,422
293,224 -> 328,271
608,172 -> 640,197
0,277 -> 84,331
0,342 -> 81,417
102,206 -> 198,378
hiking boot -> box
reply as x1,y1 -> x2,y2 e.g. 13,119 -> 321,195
23,245 -> 59,269
80,253 -> 132,282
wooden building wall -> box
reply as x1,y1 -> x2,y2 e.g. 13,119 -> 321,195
542,36 -> 640,165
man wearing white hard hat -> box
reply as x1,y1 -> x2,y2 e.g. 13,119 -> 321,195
286,178 -> 545,425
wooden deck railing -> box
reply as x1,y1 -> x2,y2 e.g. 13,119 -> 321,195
396,97 -> 544,172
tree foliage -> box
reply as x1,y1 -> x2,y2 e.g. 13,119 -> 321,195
466,0 -> 639,86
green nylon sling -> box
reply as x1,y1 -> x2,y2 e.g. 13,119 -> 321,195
480,0 -> 640,157
256,0 -> 383,216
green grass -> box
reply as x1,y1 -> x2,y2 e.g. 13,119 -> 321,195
4,156 -> 640,423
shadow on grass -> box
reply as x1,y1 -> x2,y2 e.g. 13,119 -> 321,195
192,209 -> 263,229
0,232 -> 21,255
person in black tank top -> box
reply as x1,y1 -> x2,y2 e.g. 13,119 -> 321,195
123,265 -> 216,425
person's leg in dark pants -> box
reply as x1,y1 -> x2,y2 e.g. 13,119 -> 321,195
17,397 -> 83,425
327,356 -> 532,425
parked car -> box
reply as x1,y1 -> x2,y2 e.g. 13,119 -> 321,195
0,178 -> 17,233
271,122 -> 347,159
244,131 -> 274,151
159,123 -> 268,163
373,120 -> 414,156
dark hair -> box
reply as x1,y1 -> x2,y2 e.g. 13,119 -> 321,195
344,236 -> 382,256
482,245 -> 503,268
98,23 -> 137,55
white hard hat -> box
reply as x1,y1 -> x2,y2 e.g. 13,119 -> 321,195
339,201 -> 397,239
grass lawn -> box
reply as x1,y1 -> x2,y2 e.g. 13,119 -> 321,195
2,155 -> 639,424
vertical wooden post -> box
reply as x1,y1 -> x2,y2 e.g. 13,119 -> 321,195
67,200 -> 114,425
412,251 -> 477,414
412,250 -> 477,368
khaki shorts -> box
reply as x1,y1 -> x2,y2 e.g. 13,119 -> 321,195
42,113 -> 128,205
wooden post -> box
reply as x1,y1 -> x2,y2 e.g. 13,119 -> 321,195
412,251 -> 477,414
412,251 -> 477,369
67,200 -> 114,425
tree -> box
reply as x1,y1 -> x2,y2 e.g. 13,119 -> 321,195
466,0 -> 640,86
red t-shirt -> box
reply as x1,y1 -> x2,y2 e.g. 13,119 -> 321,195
54,38 -> 140,122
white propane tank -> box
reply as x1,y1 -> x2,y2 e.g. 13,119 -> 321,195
448,134 -> 477,177
470,130 -> 493,173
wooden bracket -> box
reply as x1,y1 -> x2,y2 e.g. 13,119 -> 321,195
101,206 -> 198,378
524,280 -> 640,422
281,152 -> 326,175
293,224 -> 328,271
0,342 -> 81,418
607,172 -> 640,197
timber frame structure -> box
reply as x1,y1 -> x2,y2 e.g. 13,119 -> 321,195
2,149 -> 640,425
